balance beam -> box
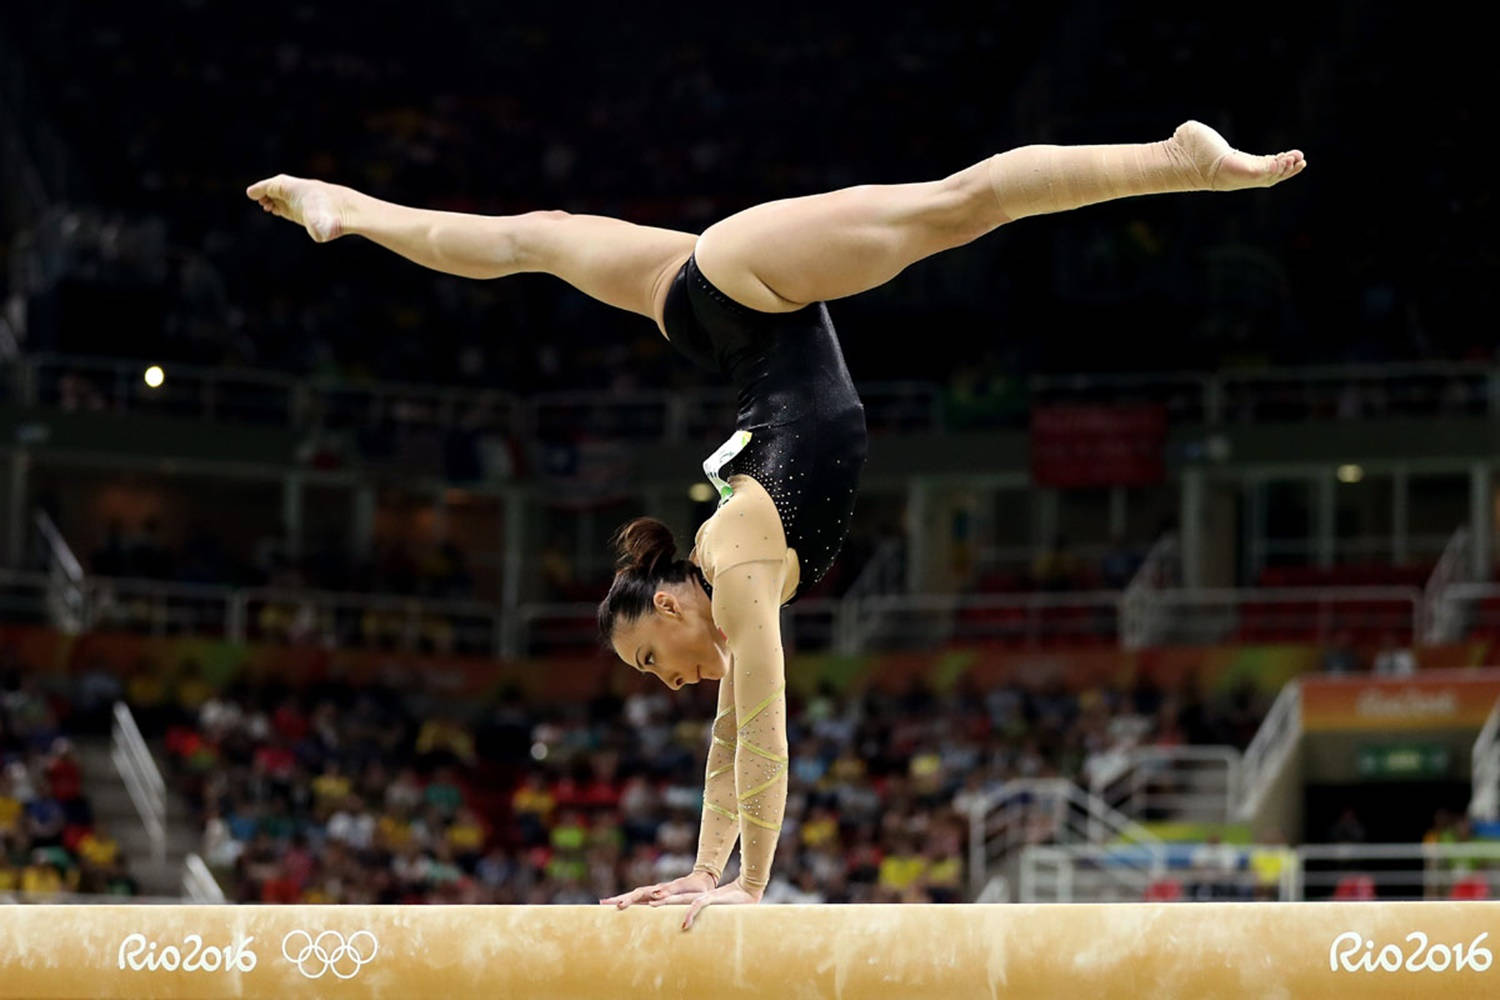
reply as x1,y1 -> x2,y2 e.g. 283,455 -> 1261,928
1,902 -> 1497,998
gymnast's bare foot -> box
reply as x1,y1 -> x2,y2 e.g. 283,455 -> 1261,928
1169,120 -> 1307,191
245,174 -> 348,243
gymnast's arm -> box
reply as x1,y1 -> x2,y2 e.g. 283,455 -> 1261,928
691,667 -> 741,884
711,560 -> 790,899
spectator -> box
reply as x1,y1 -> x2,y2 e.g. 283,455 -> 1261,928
1372,634 -> 1416,677
877,836 -> 927,895
1328,807 -> 1367,844
1322,632 -> 1361,675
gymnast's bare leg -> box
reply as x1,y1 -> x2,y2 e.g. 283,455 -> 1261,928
246,120 -> 1304,323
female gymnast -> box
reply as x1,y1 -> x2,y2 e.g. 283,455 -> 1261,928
248,121 -> 1304,926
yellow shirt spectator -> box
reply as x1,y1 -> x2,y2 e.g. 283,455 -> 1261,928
378,814 -> 415,851
800,814 -> 839,850
512,784 -> 554,820
878,854 -> 928,891
313,772 -> 353,805
447,819 -> 485,853
0,795 -> 22,833
79,832 -> 120,868
0,866 -> 17,891
417,720 -> 476,764
21,864 -> 64,897
925,856 -> 962,888
1250,847 -> 1291,888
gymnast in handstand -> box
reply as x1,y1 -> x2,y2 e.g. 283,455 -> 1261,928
249,121 -> 1304,926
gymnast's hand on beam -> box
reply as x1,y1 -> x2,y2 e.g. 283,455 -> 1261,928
680,878 -> 762,931
599,870 -> 717,911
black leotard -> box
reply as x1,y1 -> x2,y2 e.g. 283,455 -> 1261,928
661,254 -> 867,603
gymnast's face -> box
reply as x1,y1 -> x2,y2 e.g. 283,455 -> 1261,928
611,581 -> 731,690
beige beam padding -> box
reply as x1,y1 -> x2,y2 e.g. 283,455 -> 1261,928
1,902 -> 1498,998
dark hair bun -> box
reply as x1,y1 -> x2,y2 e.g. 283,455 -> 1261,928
612,517 -> 677,575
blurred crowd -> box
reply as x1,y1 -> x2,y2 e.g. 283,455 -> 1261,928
0,668 -> 136,900
144,660 -> 1263,906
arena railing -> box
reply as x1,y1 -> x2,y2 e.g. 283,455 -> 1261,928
6,354 -> 1498,445
1121,534 -> 1179,649
4,353 -> 940,442
1123,586 -> 1424,647
1234,681 -> 1302,823
181,853 -> 225,903
1470,701 -> 1500,823
838,589 -> 1123,652
83,576 -> 507,657
110,701 -> 166,867
0,569 -> 1445,656
1425,527 -> 1476,643
1294,842 -> 1500,901
968,778 -> 1160,901
1431,582 -> 1500,647
1018,841 -> 1500,904
1017,842 -> 1298,904
1088,745 -> 1242,826
34,510 -> 86,633
0,567 -> 51,623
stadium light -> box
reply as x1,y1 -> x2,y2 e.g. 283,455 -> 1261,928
688,482 -> 714,503
143,365 -> 165,389
1337,464 -> 1364,484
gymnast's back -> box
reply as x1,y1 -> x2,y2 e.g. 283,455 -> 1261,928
661,254 -> 867,603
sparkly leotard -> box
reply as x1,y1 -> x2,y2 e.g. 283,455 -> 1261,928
661,254 -> 868,603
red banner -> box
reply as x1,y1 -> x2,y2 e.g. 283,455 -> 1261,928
1029,404 -> 1167,488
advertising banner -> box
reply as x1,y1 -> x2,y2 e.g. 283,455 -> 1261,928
1301,670 -> 1500,732
1030,404 -> 1167,488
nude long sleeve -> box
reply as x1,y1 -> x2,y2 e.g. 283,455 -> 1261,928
693,670 -> 740,883
711,558 -> 790,893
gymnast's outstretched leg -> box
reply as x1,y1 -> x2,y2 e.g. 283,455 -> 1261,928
691,120 -> 1307,312
244,180 -> 696,333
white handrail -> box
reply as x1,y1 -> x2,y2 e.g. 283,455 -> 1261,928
1470,700 -> 1500,822
182,853 -> 225,903
1234,681 -> 1301,822
1120,533 -> 1178,649
1425,526 -> 1474,643
33,510 -> 83,582
110,701 -> 165,866
1089,745 -> 1242,825
1296,842 -> 1500,901
34,509 -> 86,633
1017,842 -> 1299,903
967,778 -> 1160,899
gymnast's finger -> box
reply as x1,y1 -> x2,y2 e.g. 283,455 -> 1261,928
682,896 -> 712,931
648,891 -> 702,906
606,883 -> 668,908
600,888 -> 642,906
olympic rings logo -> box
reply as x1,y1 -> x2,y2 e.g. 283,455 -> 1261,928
281,929 -> 379,980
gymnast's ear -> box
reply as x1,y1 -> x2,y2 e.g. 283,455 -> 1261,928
652,589 -> 683,618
